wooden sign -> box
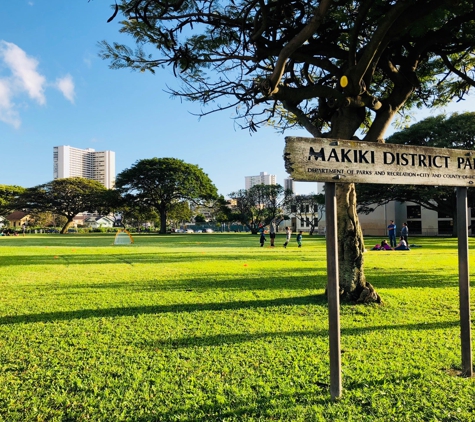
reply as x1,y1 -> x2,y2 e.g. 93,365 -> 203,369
284,136 -> 475,186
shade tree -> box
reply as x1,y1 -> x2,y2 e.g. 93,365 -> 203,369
100,0 -> 475,301
0,185 -> 26,217
16,178 -> 109,234
115,158 -> 218,234
229,184 -> 290,234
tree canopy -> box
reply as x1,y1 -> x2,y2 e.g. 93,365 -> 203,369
115,157 -> 218,233
229,184 -> 289,234
16,178 -> 108,234
357,112 -> 475,236
0,185 -> 25,217
102,1 -> 475,140
101,0 -> 475,301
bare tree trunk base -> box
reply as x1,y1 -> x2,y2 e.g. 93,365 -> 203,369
327,282 -> 382,304
355,282 -> 382,304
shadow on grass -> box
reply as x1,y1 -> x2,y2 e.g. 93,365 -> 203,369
0,290 -> 461,342
0,294 -> 326,325
0,250 -> 328,267
49,270 -> 327,292
147,320 -> 460,349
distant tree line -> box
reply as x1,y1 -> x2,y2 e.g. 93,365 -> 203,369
1,157 -> 322,235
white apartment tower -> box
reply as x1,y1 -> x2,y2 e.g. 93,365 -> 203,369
245,172 -> 277,189
53,146 -> 116,189
283,178 -> 294,193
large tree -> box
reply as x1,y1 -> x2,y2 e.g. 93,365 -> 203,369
0,185 -> 26,217
357,113 -> 475,236
115,158 -> 218,234
229,184 -> 289,234
16,178 -> 108,234
101,0 -> 475,301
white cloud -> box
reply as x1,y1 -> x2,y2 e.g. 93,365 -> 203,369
55,74 -> 75,103
0,79 -> 20,128
0,41 -> 46,105
0,41 -> 74,128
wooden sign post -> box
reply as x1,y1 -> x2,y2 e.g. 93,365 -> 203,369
284,136 -> 474,398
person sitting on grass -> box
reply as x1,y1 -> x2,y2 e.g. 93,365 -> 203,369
380,239 -> 392,250
394,236 -> 410,250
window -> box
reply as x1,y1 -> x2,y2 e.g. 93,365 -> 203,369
407,205 -> 421,219
438,220 -> 453,235
438,211 -> 452,218
407,220 -> 421,234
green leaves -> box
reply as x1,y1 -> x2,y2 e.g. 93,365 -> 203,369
16,178 -> 109,234
116,157 -> 218,233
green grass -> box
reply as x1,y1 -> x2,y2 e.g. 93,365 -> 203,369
0,233 -> 474,421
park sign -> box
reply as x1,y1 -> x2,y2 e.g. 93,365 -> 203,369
284,136 -> 475,187
284,136 -> 474,398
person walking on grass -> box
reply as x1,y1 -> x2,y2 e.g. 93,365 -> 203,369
283,226 -> 292,248
269,219 -> 276,247
296,230 -> 303,248
259,231 -> 266,247
401,222 -> 409,245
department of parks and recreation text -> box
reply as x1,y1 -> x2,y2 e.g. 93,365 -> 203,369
284,137 -> 475,186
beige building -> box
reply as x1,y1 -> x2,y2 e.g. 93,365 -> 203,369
6,211 -> 31,228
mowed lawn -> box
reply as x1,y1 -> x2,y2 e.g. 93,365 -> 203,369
0,233 -> 474,421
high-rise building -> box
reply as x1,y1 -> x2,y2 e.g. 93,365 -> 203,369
53,146 -> 116,189
245,172 -> 276,189
283,178 -> 294,193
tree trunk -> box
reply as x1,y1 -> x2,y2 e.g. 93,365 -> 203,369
329,108 -> 381,303
159,209 -> 167,234
336,183 -> 379,303
60,219 -> 74,234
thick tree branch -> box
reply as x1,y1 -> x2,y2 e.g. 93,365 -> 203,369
281,101 -> 322,137
259,0 -> 332,96
441,54 -> 475,88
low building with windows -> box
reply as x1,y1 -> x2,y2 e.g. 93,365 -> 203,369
317,200 -> 467,237
84,216 -> 115,229
6,211 -> 31,228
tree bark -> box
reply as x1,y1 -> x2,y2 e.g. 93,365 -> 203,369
159,209 -> 167,234
60,219 -> 74,234
329,108 -> 381,303
336,183 -> 379,303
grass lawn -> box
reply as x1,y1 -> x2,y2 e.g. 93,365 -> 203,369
0,233 -> 474,421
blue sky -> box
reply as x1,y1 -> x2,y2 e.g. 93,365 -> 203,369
3,1 -> 474,198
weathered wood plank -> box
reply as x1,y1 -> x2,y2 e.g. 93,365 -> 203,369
284,137 -> 475,187
457,187 -> 473,377
325,183 -> 342,399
